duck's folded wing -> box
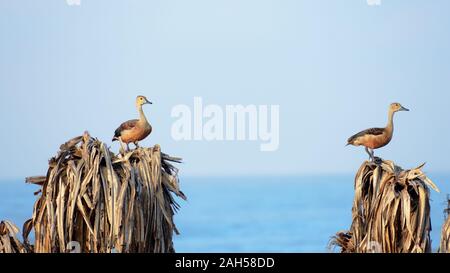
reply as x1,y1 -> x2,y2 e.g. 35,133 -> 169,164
348,127 -> 384,143
114,119 -> 139,137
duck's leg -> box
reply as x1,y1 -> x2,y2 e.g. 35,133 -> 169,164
371,149 -> 382,163
365,147 -> 374,161
126,143 -> 130,151
134,141 -> 140,149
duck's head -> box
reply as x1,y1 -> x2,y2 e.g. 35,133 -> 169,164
136,95 -> 152,106
390,102 -> 409,113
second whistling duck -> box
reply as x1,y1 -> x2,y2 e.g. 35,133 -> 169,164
347,102 -> 409,161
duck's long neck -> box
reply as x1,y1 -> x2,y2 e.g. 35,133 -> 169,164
386,110 -> 395,134
137,104 -> 148,123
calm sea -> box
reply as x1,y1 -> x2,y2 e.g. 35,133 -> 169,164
1,175 -> 449,253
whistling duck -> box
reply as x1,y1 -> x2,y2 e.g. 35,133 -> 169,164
347,102 -> 409,161
112,95 -> 153,151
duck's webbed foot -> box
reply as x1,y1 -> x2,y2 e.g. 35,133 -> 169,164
134,142 -> 140,149
373,156 -> 382,164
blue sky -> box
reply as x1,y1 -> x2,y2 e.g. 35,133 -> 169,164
1,0 -> 450,179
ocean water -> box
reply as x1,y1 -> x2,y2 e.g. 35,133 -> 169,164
1,175 -> 449,253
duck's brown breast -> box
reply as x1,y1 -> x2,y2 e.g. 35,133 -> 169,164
362,132 -> 392,149
121,123 -> 152,143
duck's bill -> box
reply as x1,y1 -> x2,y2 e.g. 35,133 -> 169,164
400,106 -> 409,111
146,101 -> 153,104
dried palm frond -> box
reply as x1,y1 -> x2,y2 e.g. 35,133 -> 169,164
0,221 -> 28,253
23,131 -> 186,253
331,160 -> 439,253
439,196 -> 450,253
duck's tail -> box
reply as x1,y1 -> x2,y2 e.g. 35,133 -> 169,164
112,136 -> 118,142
